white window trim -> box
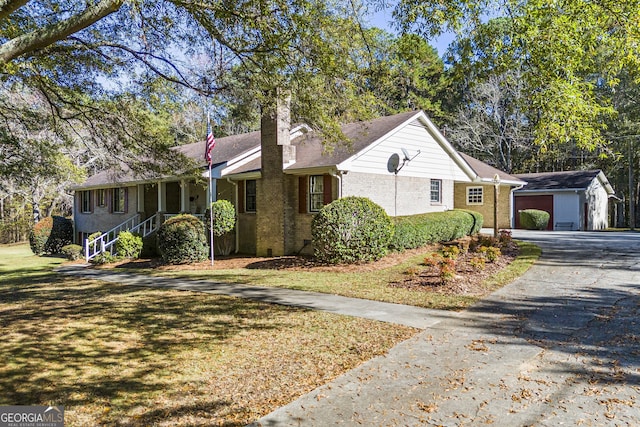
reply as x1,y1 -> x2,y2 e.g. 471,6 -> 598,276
309,175 -> 324,212
430,179 -> 442,204
466,186 -> 484,205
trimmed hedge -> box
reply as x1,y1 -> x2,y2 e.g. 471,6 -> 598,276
157,214 -> 208,264
29,216 -> 73,255
389,209 -> 484,251
519,209 -> 550,230
312,196 -> 394,264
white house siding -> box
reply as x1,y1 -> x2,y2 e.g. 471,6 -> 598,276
341,172 -> 453,216
342,122 -> 472,182
587,179 -> 610,230
74,185 -> 139,238
553,193 -> 580,230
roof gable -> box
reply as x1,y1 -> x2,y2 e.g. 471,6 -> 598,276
286,111 -> 476,182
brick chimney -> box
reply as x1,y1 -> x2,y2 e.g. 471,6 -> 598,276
255,92 -> 297,256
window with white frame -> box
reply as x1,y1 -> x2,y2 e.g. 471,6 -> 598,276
309,175 -> 324,212
245,180 -> 257,212
80,191 -> 92,213
112,187 -> 126,213
430,179 -> 442,204
466,186 -> 484,205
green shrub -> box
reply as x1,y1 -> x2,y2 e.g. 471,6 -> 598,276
205,200 -> 236,237
312,196 -> 394,264
140,232 -> 159,258
90,252 -> 117,265
29,217 -> 52,255
157,214 -> 208,264
115,231 -> 143,259
61,244 -> 83,261
46,216 -> 73,254
29,216 -> 73,255
390,210 -> 484,251
519,209 -> 550,230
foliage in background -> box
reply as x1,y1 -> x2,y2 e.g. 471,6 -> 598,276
390,210 -> 483,251
157,214 -> 208,265
519,209 -> 551,230
312,197 -> 394,264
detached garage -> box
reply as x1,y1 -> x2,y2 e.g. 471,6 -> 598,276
513,170 -> 615,231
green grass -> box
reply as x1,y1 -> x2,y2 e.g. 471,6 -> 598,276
138,240 -> 541,311
0,244 -> 416,426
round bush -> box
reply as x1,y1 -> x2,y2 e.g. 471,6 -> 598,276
115,231 -> 143,259
29,216 -> 73,255
205,199 -> 236,237
519,209 -> 550,230
311,196 -> 394,264
157,214 -> 208,264
29,217 -> 53,255
61,244 -> 83,261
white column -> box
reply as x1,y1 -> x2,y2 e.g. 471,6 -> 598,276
157,182 -> 166,212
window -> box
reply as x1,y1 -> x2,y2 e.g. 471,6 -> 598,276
467,187 -> 484,205
309,175 -> 324,212
96,189 -> 106,207
245,180 -> 257,212
112,187 -> 126,213
430,179 -> 442,204
80,191 -> 92,213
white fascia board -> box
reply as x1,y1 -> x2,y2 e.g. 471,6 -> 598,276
515,188 -> 586,194
478,177 -> 528,186
284,166 -> 337,176
223,171 -> 262,180
219,149 -> 261,177
597,171 -> 616,195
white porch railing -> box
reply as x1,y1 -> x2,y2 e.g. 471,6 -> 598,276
163,213 -> 204,221
85,212 -> 194,262
84,213 -> 158,262
130,213 -> 159,237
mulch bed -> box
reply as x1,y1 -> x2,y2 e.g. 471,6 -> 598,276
389,241 -> 519,296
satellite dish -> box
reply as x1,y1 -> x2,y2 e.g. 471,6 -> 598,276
401,148 -> 411,161
387,153 -> 400,174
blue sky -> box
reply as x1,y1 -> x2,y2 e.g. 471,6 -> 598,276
366,6 -> 455,56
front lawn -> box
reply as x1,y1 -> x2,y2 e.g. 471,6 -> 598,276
0,244 -> 416,426
120,239 -> 540,311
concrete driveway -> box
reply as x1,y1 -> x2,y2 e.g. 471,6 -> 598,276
253,231 -> 640,426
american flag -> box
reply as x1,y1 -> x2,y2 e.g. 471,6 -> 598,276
204,117 -> 215,165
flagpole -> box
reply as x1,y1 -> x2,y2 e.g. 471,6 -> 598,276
208,111 -> 215,266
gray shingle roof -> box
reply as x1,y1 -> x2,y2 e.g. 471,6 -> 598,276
513,170 -> 603,191
458,153 -> 525,185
